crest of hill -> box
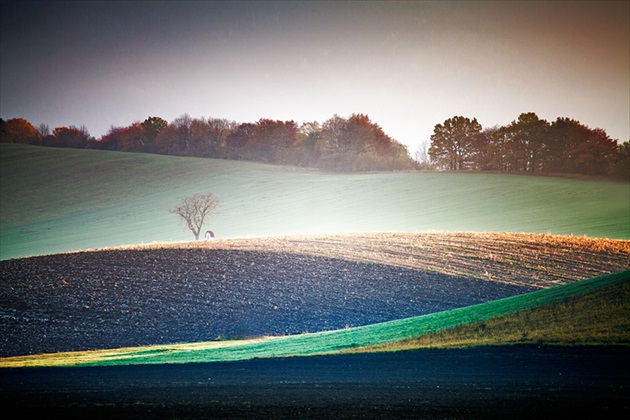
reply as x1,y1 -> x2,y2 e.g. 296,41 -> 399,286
90,232 -> 630,288
1,144 -> 629,260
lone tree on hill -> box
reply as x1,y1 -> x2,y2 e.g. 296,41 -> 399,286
169,192 -> 221,240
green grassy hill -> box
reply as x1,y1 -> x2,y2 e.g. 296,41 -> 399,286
2,270 -> 627,368
2,143 -> 629,259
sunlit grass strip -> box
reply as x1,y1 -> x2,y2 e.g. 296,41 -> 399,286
2,270 -> 628,369
0,338 -> 275,368
351,273 -> 630,352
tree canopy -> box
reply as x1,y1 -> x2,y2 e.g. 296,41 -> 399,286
426,113 -> 627,180
1,111 -> 627,179
428,116 -> 482,171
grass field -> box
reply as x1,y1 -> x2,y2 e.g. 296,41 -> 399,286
2,143 -> 628,260
2,270 -> 627,368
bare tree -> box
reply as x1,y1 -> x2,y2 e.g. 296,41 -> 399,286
414,139 -> 434,170
169,193 -> 221,240
37,123 -> 50,137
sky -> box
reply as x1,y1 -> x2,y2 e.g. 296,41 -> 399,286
1,1 -> 628,154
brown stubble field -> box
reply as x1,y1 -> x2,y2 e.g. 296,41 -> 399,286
110,232 -> 630,288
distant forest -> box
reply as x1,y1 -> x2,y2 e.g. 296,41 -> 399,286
1,112 -> 628,179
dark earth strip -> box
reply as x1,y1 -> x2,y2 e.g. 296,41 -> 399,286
1,346 -> 628,419
0,249 -> 534,357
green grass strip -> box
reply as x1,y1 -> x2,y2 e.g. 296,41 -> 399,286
3,270 -> 628,368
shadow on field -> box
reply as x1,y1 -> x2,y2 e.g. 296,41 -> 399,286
1,346 -> 628,419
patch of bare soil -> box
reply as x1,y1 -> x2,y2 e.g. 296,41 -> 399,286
1,248 -> 532,357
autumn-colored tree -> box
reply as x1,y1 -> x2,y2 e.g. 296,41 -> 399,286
98,123 -> 144,152
384,141 -> 415,171
608,141 -> 630,180
159,114 -> 194,156
94,126 -> 121,151
471,125 -> 510,171
429,116 -> 482,170
6,110 -> 623,178
0,118 -> 41,144
224,122 -> 255,160
546,118 -> 619,176
348,114 -> 413,170
47,125 -> 91,148
186,117 -> 214,157
169,192 -> 221,240
573,128 -> 619,176
318,114 -> 365,170
545,117 -> 580,172
316,113 -> 414,171
349,113 -> 393,154
248,119 -> 298,164
153,114 -> 193,156
504,113 -> 549,172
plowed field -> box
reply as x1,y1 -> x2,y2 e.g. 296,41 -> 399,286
1,233 -> 628,357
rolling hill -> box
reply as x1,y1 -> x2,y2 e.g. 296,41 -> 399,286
2,267 -> 627,368
0,233 -> 628,367
2,143 -> 629,260
1,144 -> 628,369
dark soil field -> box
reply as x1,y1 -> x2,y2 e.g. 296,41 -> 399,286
0,248 -> 534,357
2,346 -> 628,419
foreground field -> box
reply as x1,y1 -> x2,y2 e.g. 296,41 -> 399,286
2,347 -> 628,419
2,269 -> 627,368
354,273 -> 630,352
2,144 -> 628,260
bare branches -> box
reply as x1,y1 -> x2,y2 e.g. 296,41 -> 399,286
169,193 -> 221,240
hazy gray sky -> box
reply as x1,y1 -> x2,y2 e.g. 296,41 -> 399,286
1,1 -> 628,153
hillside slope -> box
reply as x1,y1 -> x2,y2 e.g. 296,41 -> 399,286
2,144 -> 629,259
360,275 -> 630,351
1,233 -> 628,363
0,244 -> 534,357
2,269 -> 627,368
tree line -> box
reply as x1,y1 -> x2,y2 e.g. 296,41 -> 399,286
1,112 -> 627,179
426,113 -> 628,180
0,114 -> 414,172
